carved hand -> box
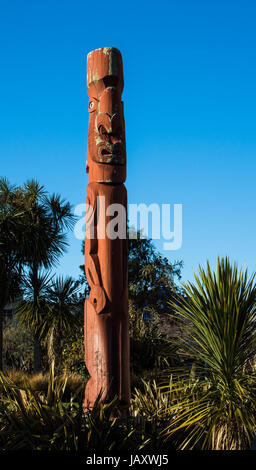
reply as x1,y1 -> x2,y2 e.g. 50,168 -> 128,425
89,284 -> 107,314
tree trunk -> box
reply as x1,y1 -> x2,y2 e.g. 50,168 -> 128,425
47,327 -> 55,370
34,331 -> 42,373
0,306 -> 3,370
47,327 -> 62,375
0,278 -> 10,371
32,263 -> 43,373
54,329 -> 63,374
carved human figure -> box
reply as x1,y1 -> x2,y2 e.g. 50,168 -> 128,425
84,47 -> 130,411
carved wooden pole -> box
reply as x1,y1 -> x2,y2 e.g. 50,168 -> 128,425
84,47 -> 130,412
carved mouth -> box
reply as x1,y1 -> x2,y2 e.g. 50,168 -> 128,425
100,148 -> 124,163
96,143 -> 125,164
101,149 -> 117,157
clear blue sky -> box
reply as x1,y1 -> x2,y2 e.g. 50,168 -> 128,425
1,0 -> 256,285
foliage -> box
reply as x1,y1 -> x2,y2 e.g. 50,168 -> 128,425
61,324 -> 88,376
21,180 -> 75,372
162,257 -> 256,450
22,180 -> 75,270
0,366 -> 84,450
16,271 -> 51,338
3,319 -> 34,371
0,369 -> 85,402
16,274 -> 83,375
0,178 -> 76,372
130,378 -> 188,450
0,178 -> 31,369
0,369 -> 163,451
0,178 -> 28,286
41,276 -> 81,373
129,303 -> 179,378
128,230 -> 183,315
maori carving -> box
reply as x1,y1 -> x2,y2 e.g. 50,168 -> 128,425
84,47 -> 130,412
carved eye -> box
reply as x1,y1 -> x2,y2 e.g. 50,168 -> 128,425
88,98 -> 97,112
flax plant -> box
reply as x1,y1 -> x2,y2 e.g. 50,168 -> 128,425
162,257 -> 256,450
0,366 -> 136,450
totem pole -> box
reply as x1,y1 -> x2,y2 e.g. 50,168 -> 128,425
84,47 -> 130,412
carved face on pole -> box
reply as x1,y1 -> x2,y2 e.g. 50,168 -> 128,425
86,47 -> 126,184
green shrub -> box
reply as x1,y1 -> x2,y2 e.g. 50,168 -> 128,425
163,257 -> 256,450
129,304 -> 179,378
3,319 -> 34,371
61,325 -> 88,377
0,369 -> 167,451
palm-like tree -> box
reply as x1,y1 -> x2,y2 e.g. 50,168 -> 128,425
164,257 -> 256,450
42,276 -> 80,373
0,178 -> 33,369
21,180 -> 75,371
0,178 -> 75,371
16,270 -> 52,368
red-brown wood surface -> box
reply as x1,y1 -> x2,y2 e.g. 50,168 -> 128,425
84,48 -> 130,412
